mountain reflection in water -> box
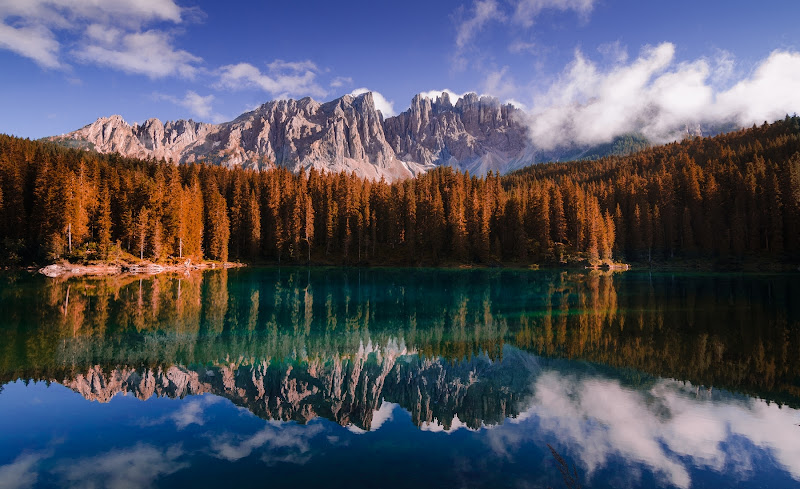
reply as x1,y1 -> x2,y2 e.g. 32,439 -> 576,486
0,268 -> 798,488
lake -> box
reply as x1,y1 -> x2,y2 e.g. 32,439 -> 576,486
1,268 -> 799,488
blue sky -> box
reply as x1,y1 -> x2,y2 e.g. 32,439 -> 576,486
1,0 -> 799,143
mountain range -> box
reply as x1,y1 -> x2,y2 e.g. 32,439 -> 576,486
47,90 -> 735,180
42,346 -> 539,431
48,91 -> 534,181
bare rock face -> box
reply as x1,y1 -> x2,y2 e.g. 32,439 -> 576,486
52,346 -> 539,431
48,91 -> 533,181
384,92 -> 529,175
57,115 -> 216,163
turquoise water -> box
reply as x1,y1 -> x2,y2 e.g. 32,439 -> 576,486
1,268 -> 799,488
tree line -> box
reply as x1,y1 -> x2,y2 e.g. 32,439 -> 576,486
0,116 -> 798,265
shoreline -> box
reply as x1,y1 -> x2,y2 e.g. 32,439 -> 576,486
14,258 -> 799,278
36,260 -> 245,279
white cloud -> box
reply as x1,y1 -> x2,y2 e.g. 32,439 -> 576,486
524,44 -> 800,150
350,88 -> 396,117
209,422 -> 325,464
596,40 -> 628,64
455,0 -> 504,49
503,98 -> 528,110
85,24 -> 121,44
419,89 -> 469,102
74,29 -> 201,79
513,0 -> 595,27
267,59 -> 318,73
715,50 -> 800,125
0,452 -> 47,489
157,91 -> 226,123
168,395 -> 219,428
485,372 -> 800,489
0,0 -> 184,27
0,22 -> 61,68
452,0 -> 596,72
370,401 -> 396,430
483,67 -> 517,101
0,0 -> 189,70
420,414 -> 475,434
508,40 -> 537,54
217,60 -> 327,99
330,76 -> 353,89
53,444 -> 187,489
138,394 -> 225,429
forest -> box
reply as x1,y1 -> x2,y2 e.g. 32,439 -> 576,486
0,116 -> 798,266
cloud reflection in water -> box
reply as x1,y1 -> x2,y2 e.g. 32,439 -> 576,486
486,371 -> 800,488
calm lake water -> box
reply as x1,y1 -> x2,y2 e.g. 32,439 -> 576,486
1,268 -> 799,488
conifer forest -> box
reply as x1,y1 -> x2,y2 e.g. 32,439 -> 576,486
1,117 -> 798,267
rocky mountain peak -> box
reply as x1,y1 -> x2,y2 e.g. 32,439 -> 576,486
48,91 -> 533,180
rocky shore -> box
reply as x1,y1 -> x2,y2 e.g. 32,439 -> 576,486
38,260 -> 244,278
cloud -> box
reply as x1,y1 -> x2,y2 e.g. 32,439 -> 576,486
420,414 -> 475,434
74,29 -> 201,79
0,0 -> 184,27
419,89 -> 469,102
449,40 -> 800,151
714,50 -> 800,124
138,394 -> 224,429
53,444 -> 187,489
0,452 -> 48,489
349,401 -> 397,433
217,60 -> 327,99
455,0 -> 504,49
0,22 -> 61,68
596,40 -> 628,64
508,40 -> 537,54
209,422 -> 325,465
523,44 -> 800,150
84,24 -> 120,44
0,0 -> 189,70
453,0 -> 595,70
371,401 -> 396,430
330,76 -> 353,89
512,0 -> 595,27
156,91 -> 226,123
266,59 -> 318,73
350,88 -> 396,117
483,67 -> 517,101
452,0 -> 505,70
485,371 -> 800,489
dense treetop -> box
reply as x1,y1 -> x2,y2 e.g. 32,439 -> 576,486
0,116 -> 798,266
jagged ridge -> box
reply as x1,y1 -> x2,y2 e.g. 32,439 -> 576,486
47,92 -> 529,181
58,346 -> 538,431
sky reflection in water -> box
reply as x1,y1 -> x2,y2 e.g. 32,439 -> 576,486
0,268 -> 798,488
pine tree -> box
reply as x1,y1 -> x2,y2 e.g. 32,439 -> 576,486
550,186 -> 567,245
304,197 -> 314,263
203,180 -> 230,262
245,189 -> 261,259
136,207 -> 149,261
98,186 -> 112,259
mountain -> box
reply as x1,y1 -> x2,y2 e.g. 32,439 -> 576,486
47,91 -> 530,181
53,346 -> 539,431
